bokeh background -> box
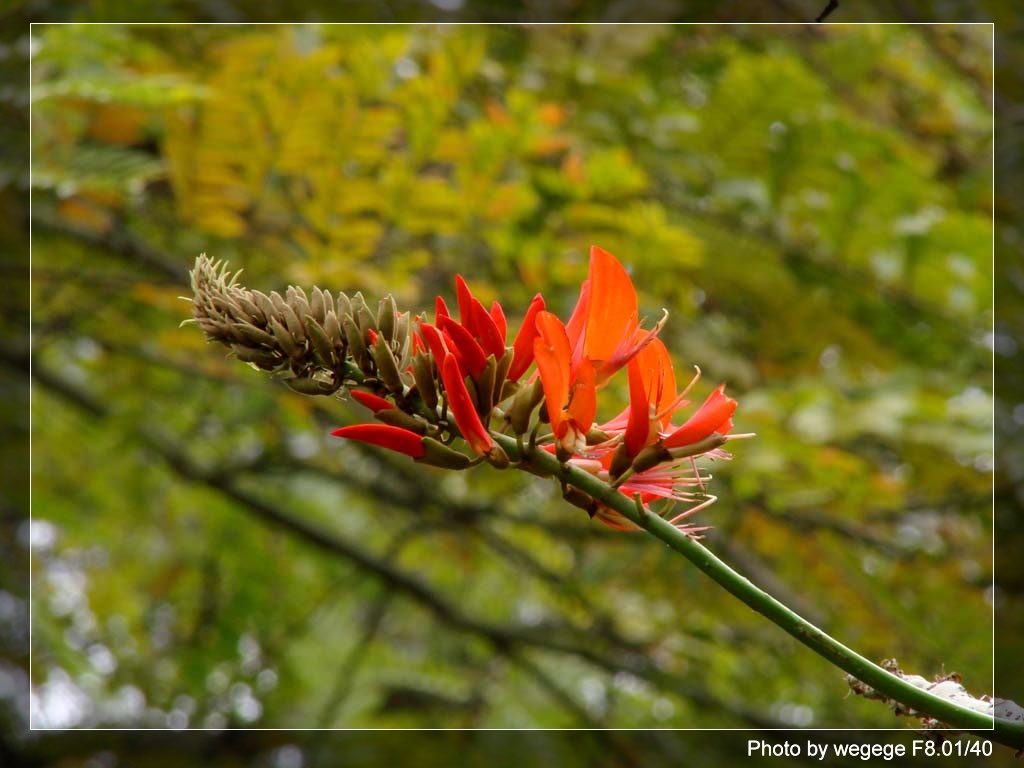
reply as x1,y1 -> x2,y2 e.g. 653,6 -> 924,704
3,3 -> 1020,766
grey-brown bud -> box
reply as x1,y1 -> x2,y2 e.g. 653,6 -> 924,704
371,334 -> 404,393
305,315 -> 337,366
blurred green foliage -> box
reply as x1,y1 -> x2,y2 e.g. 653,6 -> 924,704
8,10 -> 1010,766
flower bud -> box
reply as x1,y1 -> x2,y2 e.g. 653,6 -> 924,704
284,374 -> 338,395
352,294 -> 377,337
309,286 -> 326,325
279,300 -> 306,345
304,315 -> 337,366
335,291 -> 351,320
371,333 -> 405,393
507,377 -> 544,435
235,294 -> 266,325
395,311 -> 411,349
269,316 -> 300,358
411,352 -> 438,410
342,315 -> 369,370
323,310 -> 344,353
231,322 -> 277,348
377,294 -> 397,344
286,286 -> 311,325
251,291 -> 276,324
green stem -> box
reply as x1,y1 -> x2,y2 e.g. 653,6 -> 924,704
491,432 -> 1020,748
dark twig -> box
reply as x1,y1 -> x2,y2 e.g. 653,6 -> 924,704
815,0 -> 838,22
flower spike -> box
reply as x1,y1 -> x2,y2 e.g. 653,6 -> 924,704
192,246 -> 744,538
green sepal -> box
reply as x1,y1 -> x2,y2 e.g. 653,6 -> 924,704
475,355 -> 497,414
419,437 -> 472,469
493,348 -> 514,403
630,444 -> 668,475
508,378 -> 544,435
609,442 -> 632,479
665,433 -> 727,461
375,408 -> 428,433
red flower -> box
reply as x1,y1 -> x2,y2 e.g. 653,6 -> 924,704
350,390 -> 395,413
440,354 -> 496,457
420,276 -> 548,392
508,293 -> 546,382
331,424 -> 425,459
663,384 -> 736,449
437,314 -> 488,378
455,275 -> 505,360
623,337 -> 679,456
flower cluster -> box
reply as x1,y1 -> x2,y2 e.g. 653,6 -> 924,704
190,247 -> 748,534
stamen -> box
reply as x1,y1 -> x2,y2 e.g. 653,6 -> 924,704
668,494 -> 718,526
657,365 -> 701,421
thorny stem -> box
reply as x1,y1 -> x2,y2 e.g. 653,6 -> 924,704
491,432 -> 1023,749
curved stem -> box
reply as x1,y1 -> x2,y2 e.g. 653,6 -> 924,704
491,432 -> 1021,748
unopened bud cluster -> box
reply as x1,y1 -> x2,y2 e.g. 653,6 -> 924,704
188,255 -> 415,397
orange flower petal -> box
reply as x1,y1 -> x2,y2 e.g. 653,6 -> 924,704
633,336 -> 678,428
584,245 -> 638,369
625,357 -> 653,456
567,356 -> 597,435
533,311 -> 572,436
565,278 -> 590,354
